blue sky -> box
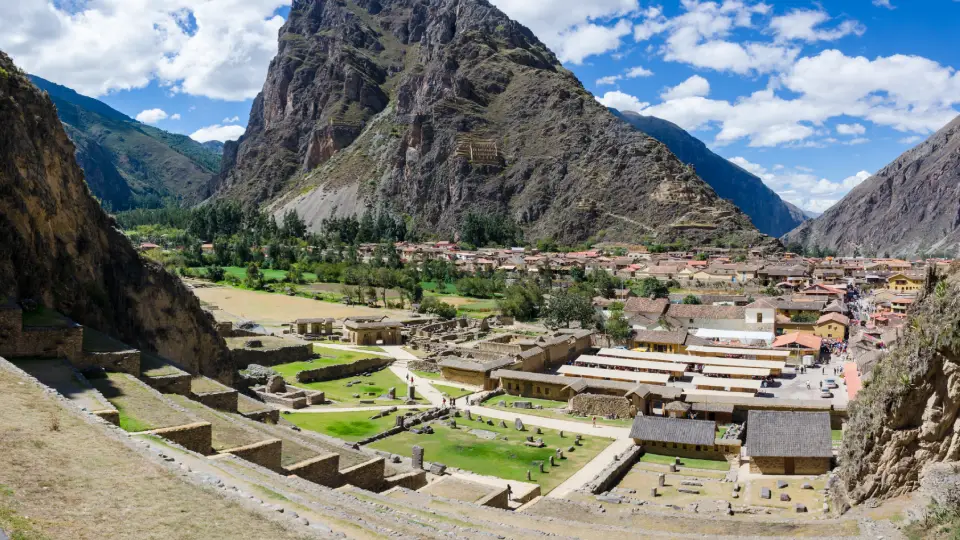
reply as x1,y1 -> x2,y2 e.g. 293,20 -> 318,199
3,0 -> 959,213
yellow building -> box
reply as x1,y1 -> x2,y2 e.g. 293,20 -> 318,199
814,313 -> 849,340
887,273 -> 924,293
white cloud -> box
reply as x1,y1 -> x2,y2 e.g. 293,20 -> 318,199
873,0 -> 895,9
596,90 -> 649,113
625,66 -> 654,78
596,75 -> 622,86
729,156 -> 872,213
899,135 -> 923,144
490,0 -> 638,64
1,0 -> 287,100
135,108 -> 169,124
223,115 -> 241,123
844,137 -> 869,145
769,9 -> 864,43
190,124 -> 246,142
661,75 -> 710,100
836,123 -> 866,136
170,113 -> 181,120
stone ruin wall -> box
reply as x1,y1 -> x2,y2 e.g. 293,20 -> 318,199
285,453 -> 341,486
338,457 -> 386,491
217,439 -> 283,472
232,342 -> 313,368
192,389 -> 239,412
296,357 -> 393,383
569,393 -> 637,419
149,422 -> 214,455
750,456 -> 830,475
79,350 -> 140,374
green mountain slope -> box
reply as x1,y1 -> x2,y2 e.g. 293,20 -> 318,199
28,75 -> 220,211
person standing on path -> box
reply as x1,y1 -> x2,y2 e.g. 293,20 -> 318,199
592,416 -> 597,427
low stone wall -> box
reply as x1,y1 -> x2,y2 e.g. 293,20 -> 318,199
192,389 -> 239,412
148,422 -> 213,455
240,408 -> 280,424
468,388 -> 504,406
637,440 -> 741,463
439,366 -> 487,388
339,457 -> 386,491
143,373 -> 191,395
407,360 -> 439,373
285,453 -> 341,487
569,393 -> 637,419
295,357 -> 393,384
92,409 -> 120,426
231,342 -> 313,369
218,439 -> 283,472
0,326 -> 84,363
384,470 -> 428,490
750,456 -> 830,475
477,486 -> 511,509
583,445 -> 644,494
78,350 -> 141,375
358,407 -> 451,445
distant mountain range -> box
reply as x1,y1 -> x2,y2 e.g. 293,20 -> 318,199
611,111 -> 808,238
784,115 -> 960,257
29,75 -> 220,211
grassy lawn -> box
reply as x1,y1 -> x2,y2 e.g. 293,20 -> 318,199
192,266 -> 319,283
832,429 -> 843,441
21,306 -> 72,327
284,410 -> 400,442
411,370 -> 443,380
421,281 -> 459,295
291,369 -> 427,407
370,421 -> 613,494
431,383 -> 475,399
90,372 -> 194,432
271,346 -> 380,380
639,452 -> 731,471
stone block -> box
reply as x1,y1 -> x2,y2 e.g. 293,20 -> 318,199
776,480 -> 788,489
429,463 -> 446,475
780,493 -> 791,502
795,503 -> 807,513
760,487 -> 771,500
412,445 -> 424,470
514,418 -> 524,431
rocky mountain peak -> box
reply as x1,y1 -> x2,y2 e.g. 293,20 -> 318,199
216,0 -> 768,247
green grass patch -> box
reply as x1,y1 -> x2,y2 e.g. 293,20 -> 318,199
272,346 -> 380,380
421,281 -> 458,295
371,422 -> 613,493
284,410 -> 400,442
832,429 -> 843,441
289,368 -> 426,406
411,370 -> 443,380
639,452 -> 730,471
21,306 -> 71,328
431,383 -> 475,399
191,266 -> 318,283
116,406 -> 153,433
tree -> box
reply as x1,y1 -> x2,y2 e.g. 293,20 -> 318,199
570,266 -> 586,283
281,210 -> 307,239
417,297 -> 457,320
498,280 -> 543,322
605,308 -> 632,344
205,265 -> 226,282
695,253 -> 708,261
681,294 -> 701,305
543,288 -> 596,329
244,264 -> 263,290
790,312 -> 819,323
634,277 -> 669,299
287,263 -> 305,284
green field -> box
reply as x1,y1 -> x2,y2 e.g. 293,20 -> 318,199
271,346 -> 379,381
421,281 -> 459,295
832,429 -> 843,441
370,421 -> 613,493
284,410 -> 400,442
411,370 -> 443,380
638,452 -> 730,471
191,266 -> 319,283
287,368 -> 426,407
431,383 -> 475,399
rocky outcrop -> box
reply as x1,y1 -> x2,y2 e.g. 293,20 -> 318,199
215,0 -> 768,247
612,111 -> 807,237
29,75 -> 220,211
834,266 -> 960,506
0,52 -> 233,382
784,115 -> 960,257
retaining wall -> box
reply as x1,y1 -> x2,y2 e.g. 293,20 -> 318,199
477,486 -> 511,509
218,439 -> 283,472
232,343 -> 313,368
569,394 -> 637,419
0,326 -> 83,363
285,453 -> 341,486
78,350 -> 141,374
384,470 -> 428,490
192,390 -> 239,412
143,373 -> 191,395
296,357 -> 393,383
583,445 -> 644,494
148,422 -> 213,455
339,457 -> 386,491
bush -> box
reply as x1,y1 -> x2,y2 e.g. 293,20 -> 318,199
205,265 -> 226,282
417,296 -> 457,320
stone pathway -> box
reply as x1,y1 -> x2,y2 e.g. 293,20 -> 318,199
548,438 -> 635,498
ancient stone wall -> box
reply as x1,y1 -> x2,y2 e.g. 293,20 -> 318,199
0,326 -> 83,362
285,453 -> 340,487
149,422 -> 213,455
583,445 -> 644,494
240,408 -> 280,424
143,373 -> 191,395
750,456 -> 830,475
636,440 -> 741,463
192,390 -> 239,412
339,457 -> 386,491
296,357 -> 393,383
219,439 -> 283,472
439,366 -> 487,388
407,360 -> 439,373
78,350 -> 140,374
569,394 -> 637,419
93,409 -> 120,426
384,470 -> 428,490
477,486 -> 510,509
231,342 -> 313,368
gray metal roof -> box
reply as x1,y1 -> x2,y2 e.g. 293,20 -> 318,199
439,357 -> 516,372
629,416 -> 716,446
746,411 -> 833,458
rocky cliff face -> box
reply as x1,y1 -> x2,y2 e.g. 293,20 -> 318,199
29,75 -> 220,211
0,52 -> 233,382
612,111 -> 807,238
835,267 -> 960,506
784,116 -> 960,257
215,0 -> 768,247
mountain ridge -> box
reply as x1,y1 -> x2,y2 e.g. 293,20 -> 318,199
784,115 -> 960,257
214,0 -> 771,248
611,110 -> 807,237
29,75 -> 221,211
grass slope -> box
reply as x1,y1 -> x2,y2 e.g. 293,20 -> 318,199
284,410 -> 400,442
